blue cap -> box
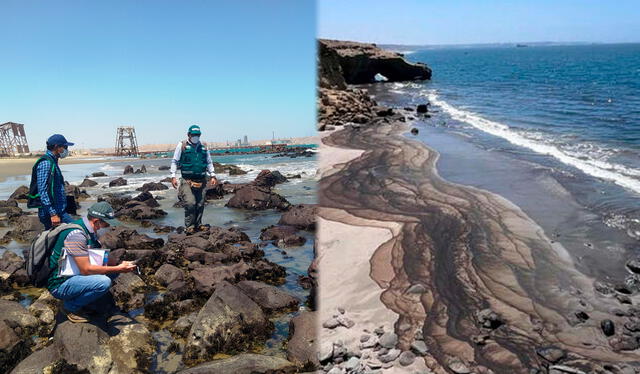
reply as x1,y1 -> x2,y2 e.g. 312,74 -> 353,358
46,134 -> 74,147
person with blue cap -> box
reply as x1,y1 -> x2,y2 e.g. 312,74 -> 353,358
27,134 -> 75,229
47,201 -> 137,323
170,124 -> 218,234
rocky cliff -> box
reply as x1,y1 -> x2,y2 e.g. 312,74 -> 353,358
319,39 -> 431,84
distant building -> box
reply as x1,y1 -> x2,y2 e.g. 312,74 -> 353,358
243,135 -> 248,146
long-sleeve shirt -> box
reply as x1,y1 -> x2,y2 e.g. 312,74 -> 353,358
36,150 -> 66,216
170,141 -> 215,178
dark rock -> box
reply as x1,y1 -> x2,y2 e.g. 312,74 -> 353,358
275,235 -> 306,248
109,177 -> 128,187
260,225 -> 299,241
205,184 -> 225,200
319,39 -> 431,84
0,319 -> 31,374
476,308 -> 504,329
277,204 -> 317,230
8,344 -> 61,374
416,103 -> 429,113
170,312 -> 198,338
399,351 -> 416,366
134,165 -> 147,174
165,280 -> 193,301
155,264 -> 184,286
0,251 -> 27,286
601,319 -> 615,336
160,177 -> 173,183
212,162 -> 247,175
627,259 -> 640,274
2,215 -> 44,243
91,172 -> 107,177
9,186 -> 29,201
574,311 -> 589,322
594,280 -> 615,296
536,346 -> 566,363
136,182 -> 168,193
158,165 -> 170,171
79,178 -> 98,187
183,282 -> 272,364
286,311 -> 318,369
226,185 -> 290,211
190,261 -> 251,295
110,273 -> 146,312
178,353 -> 295,374
252,170 -> 288,188
106,314 -> 154,373
183,247 -> 206,262
207,226 -> 251,249
53,321 -> 113,373
132,191 -> 160,207
375,106 -> 394,117
123,165 -> 134,174
99,226 -> 164,250
410,128 -> 419,135
237,280 -> 298,313
116,201 -> 167,220
221,182 -> 248,194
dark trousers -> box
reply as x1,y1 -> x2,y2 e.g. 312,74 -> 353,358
178,178 -> 206,228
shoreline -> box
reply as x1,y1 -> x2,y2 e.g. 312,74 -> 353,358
319,117 -> 640,372
0,157 -> 138,182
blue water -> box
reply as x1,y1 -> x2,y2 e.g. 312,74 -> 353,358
365,43 -> 640,277
406,44 -> 640,193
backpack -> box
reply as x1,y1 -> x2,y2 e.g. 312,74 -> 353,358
26,223 -> 87,287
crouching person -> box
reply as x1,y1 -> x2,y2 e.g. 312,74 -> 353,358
47,201 -> 137,323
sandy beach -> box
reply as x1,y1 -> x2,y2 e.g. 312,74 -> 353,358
0,156 -> 137,182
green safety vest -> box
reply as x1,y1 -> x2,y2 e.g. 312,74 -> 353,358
47,218 -> 101,291
179,141 -> 208,180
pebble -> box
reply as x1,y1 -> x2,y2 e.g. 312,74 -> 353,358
549,365 -> 587,374
344,357 -> 360,371
361,336 -> 378,349
337,315 -> 355,328
318,341 -> 334,362
399,351 -> 416,366
323,318 -> 341,329
374,326 -> 385,336
379,348 -> 401,363
378,332 -> 398,348
360,334 -> 371,343
448,359 -> 471,374
601,319 -> 615,336
367,359 -> 383,369
535,346 -> 566,363
411,340 -> 429,355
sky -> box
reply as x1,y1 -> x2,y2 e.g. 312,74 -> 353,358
0,1 -> 316,150
318,0 -> 640,46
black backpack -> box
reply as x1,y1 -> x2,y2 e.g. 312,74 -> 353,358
25,223 -> 86,287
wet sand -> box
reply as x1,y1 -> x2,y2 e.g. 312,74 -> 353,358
0,157 -> 136,182
318,120 -> 640,372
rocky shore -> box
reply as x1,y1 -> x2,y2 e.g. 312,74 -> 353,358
0,162 -> 318,373
317,40 -> 640,373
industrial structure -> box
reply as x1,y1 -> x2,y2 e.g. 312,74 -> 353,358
0,122 -> 30,157
114,126 -> 139,157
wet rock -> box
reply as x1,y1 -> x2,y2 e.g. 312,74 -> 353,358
155,264 -> 184,286
205,184 -> 225,200
416,103 -> 429,113
134,165 -> 147,174
260,225 -> 299,241
123,165 -> 134,174
0,299 -> 39,334
594,280 -> 615,296
277,204 -> 317,231
8,344 -> 61,374
116,200 -> 167,220
190,261 -> 251,295
53,321 -> 113,374
132,191 -> 161,207
252,170 -> 288,188
275,235 -> 306,248
178,353 -> 295,374
237,280 -> 298,313
398,351 -> 415,366
2,215 -> 44,243
213,162 -> 247,176
109,177 -> 128,187
183,246 -> 206,262
92,172 -> 107,177
1,319 -> 31,374
110,273 -> 146,312
286,311 -> 318,369
226,185 -> 290,211
100,226 -> 164,249
107,314 -> 154,373
165,280 -> 194,301
536,346 -> 566,363
136,182 -> 168,192
221,182 -> 248,194
601,319 -> 615,336
170,312 -> 198,338
410,128 -> 419,135
207,226 -> 251,249
158,165 -> 170,171
609,335 -> 640,351
0,251 -> 27,286
79,178 -> 98,187
183,281 -> 272,364
9,186 -> 29,201
378,332 -> 398,349
27,290 -> 57,335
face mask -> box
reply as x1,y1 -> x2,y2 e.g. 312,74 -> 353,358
59,148 -> 69,158
96,227 -> 109,238
189,136 -> 200,144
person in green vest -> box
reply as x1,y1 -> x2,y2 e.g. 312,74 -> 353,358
47,201 -> 137,323
170,124 -> 218,234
